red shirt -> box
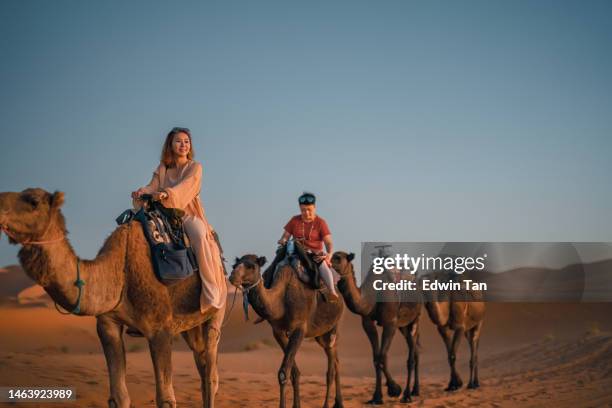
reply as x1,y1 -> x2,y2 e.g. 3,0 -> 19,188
284,215 -> 331,253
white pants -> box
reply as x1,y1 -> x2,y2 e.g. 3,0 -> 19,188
318,259 -> 338,295
183,215 -> 227,311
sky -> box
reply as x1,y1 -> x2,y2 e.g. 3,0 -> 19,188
1,0 -> 611,271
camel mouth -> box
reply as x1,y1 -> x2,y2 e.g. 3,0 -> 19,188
228,275 -> 241,288
0,225 -> 19,246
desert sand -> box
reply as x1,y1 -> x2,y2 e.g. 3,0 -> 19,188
0,265 -> 611,407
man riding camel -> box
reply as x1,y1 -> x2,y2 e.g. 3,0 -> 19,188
275,192 -> 339,301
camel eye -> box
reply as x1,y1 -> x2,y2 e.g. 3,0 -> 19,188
22,194 -> 40,208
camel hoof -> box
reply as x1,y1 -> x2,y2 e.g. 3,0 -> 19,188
467,381 -> 480,389
387,382 -> 402,397
400,395 -> 412,403
160,401 -> 176,408
366,397 -> 384,405
108,399 -> 118,408
411,388 -> 420,396
332,401 -> 344,408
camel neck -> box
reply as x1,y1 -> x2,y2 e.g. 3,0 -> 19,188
18,219 -> 127,316
247,270 -> 289,321
337,264 -> 374,316
19,222 -> 76,286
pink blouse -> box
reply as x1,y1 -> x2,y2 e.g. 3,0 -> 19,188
135,160 -> 207,221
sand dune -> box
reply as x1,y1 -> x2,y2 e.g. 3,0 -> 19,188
1,300 -> 612,407
0,265 -> 35,303
1,263 -> 611,406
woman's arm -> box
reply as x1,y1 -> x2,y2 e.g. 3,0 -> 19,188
162,162 -> 202,209
132,166 -> 162,208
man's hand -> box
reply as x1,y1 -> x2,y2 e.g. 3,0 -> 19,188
315,253 -> 331,265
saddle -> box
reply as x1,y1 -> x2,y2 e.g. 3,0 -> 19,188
116,194 -> 198,285
262,240 -> 322,290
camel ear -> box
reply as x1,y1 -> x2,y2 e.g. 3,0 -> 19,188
235,257 -> 241,264
257,256 -> 267,267
347,252 -> 355,262
50,191 -> 65,209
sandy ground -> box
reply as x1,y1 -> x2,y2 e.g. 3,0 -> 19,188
0,268 -> 611,407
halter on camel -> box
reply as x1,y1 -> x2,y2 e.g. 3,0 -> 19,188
0,215 -> 86,315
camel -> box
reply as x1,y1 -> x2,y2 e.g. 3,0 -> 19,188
0,188 -> 226,408
331,251 -> 421,405
229,254 -> 344,408
423,272 -> 485,391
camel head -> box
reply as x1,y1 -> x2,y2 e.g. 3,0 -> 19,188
0,188 -> 66,245
331,251 -> 355,278
229,254 -> 267,288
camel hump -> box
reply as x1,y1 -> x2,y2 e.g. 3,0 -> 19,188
266,241 -> 322,290
277,256 -> 322,290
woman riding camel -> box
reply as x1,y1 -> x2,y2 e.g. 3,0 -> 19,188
131,127 -> 227,312
277,192 -> 339,301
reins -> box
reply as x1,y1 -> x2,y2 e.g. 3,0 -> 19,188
0,217 -> 64,246
0,222 -> 86,316
54,257 -> 85,315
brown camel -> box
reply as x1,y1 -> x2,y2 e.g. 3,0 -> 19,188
229,254 -> 344,408
331,251 -> 421,405
423,272 -> 485,391
0,188 -> 226,408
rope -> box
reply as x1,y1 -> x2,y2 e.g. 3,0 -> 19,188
220,285 -> 239,328
239,276 -> 261,321
54,258 -> 85,315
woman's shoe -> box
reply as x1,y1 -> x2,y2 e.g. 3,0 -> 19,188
325,292 -> 340,303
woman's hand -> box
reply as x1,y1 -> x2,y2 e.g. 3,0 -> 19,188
131,188 -> 147,200
151,190 -> 168,202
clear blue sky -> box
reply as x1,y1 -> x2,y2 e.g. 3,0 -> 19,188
1,0 -> 611,268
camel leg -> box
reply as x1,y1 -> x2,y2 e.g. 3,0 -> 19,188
203,321 -> 221,408
96,316 -> 130,408
315,327 -> 343,408
331,328 -> 343,408
466,321 -> 483,389
181,321 -> 220,408
380,324 -> 402,399
273,329 -> 301,408
181,325 -> 208,406
148,330 -> 176,408
361,317 -> 383,405
442,328 -> 463,392
398,322 -> 419,403
278,328 -> 305,408
411,328 -> 420,397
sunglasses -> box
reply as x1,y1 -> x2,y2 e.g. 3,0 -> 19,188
171,127 -> 191,134
299,195 -> 315,204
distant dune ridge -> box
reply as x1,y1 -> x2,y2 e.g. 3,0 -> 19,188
0,264 -> 50,306
0,264 -> 37,303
